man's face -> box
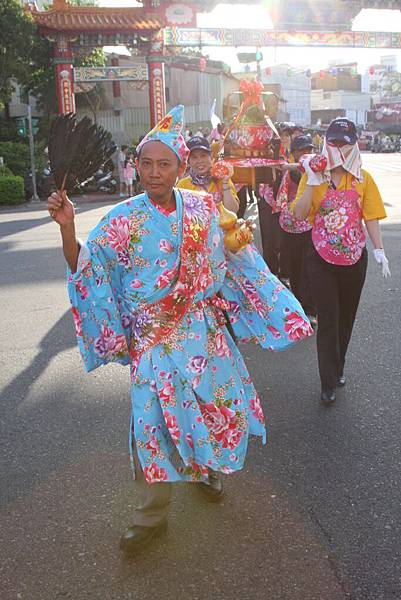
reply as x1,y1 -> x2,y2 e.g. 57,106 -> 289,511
281,132 -> 291,149
188,148 -> 212,176
137,141 -> 185,204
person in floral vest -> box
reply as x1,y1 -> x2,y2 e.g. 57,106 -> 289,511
47,105 -> 313,554
257,122 -> 300,280
292,118 -> 390,404
277,134 -> 317,325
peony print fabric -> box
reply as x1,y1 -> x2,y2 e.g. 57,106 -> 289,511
311,182 -> 366,266
68,189 -> 312,483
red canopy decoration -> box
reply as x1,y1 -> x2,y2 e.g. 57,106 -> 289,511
239,79 -> 265,110
223,78 -> 280,160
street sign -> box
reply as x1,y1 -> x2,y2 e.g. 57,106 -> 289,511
237,52 -> 263,63
15,116 -> 39,137
31,117 -> 40,136
16,117 -> 27,137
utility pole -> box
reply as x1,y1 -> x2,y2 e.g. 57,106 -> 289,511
256,50 -> 263,82
27,103 -> 40,203
256,59 -> 262,82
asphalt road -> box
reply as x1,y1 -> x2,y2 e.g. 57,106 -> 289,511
0,154 -> 400,600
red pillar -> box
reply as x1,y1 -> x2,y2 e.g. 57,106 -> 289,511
53,35 -> 75,114
147,30 -> 166,128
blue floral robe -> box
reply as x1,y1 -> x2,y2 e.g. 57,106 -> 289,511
68,189 -> 312,483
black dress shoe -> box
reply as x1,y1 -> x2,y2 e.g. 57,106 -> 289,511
120,520 -> 167,554
321,389 -> 336,404
197,472 -> 224,502
337,375 -> 346,387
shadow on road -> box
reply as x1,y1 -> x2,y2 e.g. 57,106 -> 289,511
0,310 -> 76,414
0,244 -> 66,284
0,203 -> 112,239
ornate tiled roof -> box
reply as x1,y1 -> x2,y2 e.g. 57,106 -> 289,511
29,0 -> 162,32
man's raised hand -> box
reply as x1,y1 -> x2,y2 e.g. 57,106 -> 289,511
47,191 -> 75,227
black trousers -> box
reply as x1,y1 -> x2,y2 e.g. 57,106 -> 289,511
307,244 -> 368,391
257,200 -> 283,277
237,186 -> 248,219
281,230 -> 316,316
237,186 -> 255,220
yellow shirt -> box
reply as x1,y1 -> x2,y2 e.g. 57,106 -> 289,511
177,176 -> 239,206
293,168 -> 387,224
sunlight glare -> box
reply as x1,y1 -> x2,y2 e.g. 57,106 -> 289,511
197,4 -> 273,29
353,9 -> 401,32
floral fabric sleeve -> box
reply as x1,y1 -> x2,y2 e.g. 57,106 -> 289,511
219,244 -> 313,351
67,218 -> 130,372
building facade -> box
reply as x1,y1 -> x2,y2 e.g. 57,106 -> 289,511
261,64 -> 311,126
76,53 -> 239,145
311,62 -> 370,127
362,55 -> 399,104
311,89 -> 371,126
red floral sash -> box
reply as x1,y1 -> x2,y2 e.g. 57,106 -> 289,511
130,190 -> 214,374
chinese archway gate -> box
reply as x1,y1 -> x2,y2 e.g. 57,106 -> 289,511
29,0 -> 401,127
29,0 -> 184,126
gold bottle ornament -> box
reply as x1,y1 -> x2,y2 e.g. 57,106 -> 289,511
211,160 -> 254,252
215,200 -> 237,231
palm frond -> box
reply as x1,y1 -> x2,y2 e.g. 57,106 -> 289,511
48,113 -> 116,191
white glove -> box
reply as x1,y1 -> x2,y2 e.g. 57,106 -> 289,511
300,154 -> 324,186
373,248 -> 391,278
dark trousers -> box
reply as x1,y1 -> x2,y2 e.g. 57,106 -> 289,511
237,186 -> 248,219
307,244 -> 368,391
281,230 -> 316,316
257,200 -> 282,277
237,186 -> 255,220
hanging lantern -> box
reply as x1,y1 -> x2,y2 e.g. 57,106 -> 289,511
369,66 -> 375,76
331,68 -> 337,77
199,57 -> 206,72
319,70 -> 325,78
265,67 -> 272,76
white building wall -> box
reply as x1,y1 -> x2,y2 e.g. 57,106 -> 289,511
311,89 -> 371,125
262,65 -> 311,126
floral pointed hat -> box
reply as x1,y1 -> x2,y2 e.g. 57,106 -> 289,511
136,105 -> 189,163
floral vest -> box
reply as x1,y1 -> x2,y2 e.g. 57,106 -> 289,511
278,172 -> 312,234
311,179 -> 366,266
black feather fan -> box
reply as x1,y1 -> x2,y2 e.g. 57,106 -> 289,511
48,113 -> 117,191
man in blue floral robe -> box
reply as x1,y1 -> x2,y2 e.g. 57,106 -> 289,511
48,105 -> 312,553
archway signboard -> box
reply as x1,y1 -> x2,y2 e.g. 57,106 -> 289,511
74,66 -> 149,83
164,27 -> 401,49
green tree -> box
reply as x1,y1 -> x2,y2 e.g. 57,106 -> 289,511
1,0 -> 106,140
0,0 -> 38,107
